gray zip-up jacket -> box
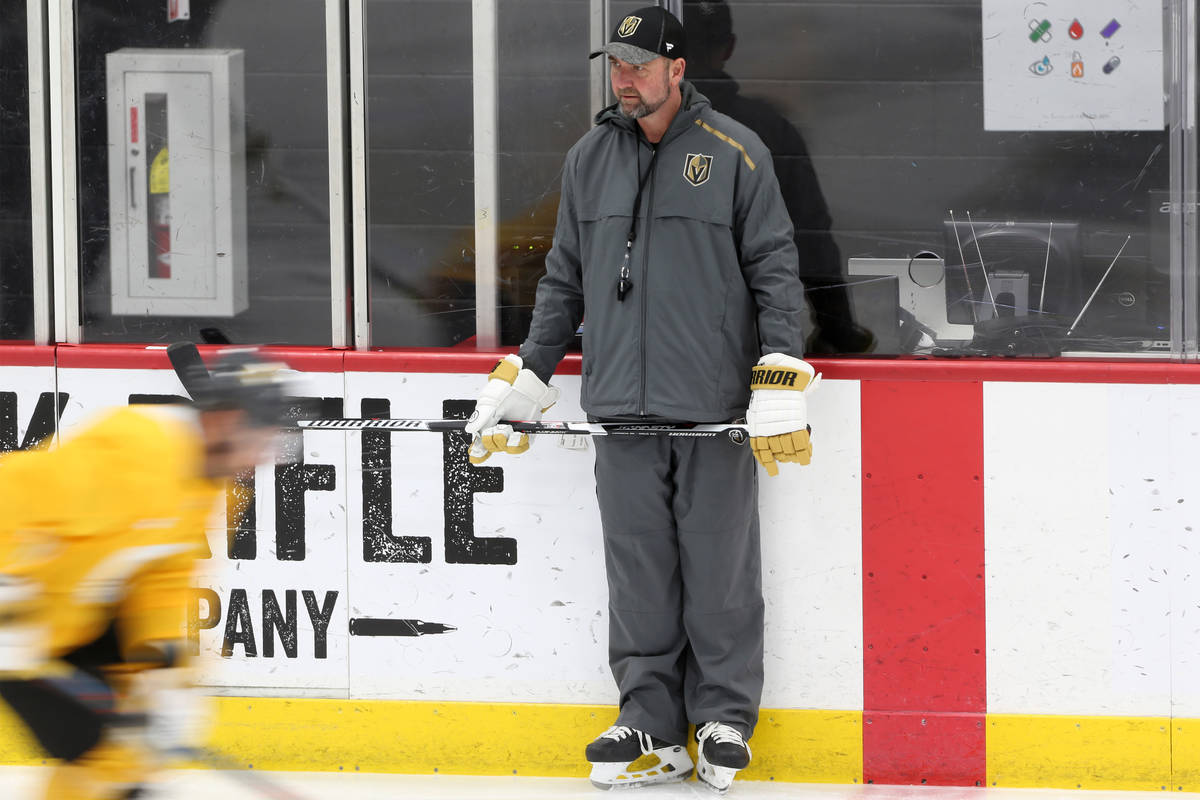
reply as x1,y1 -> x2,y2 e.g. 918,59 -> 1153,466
518,81 -> 806,422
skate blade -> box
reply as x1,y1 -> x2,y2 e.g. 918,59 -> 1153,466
697,761 -> 739,795
589,767 -> 693,790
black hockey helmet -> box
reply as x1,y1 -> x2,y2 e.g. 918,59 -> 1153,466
183,348 -> 292,429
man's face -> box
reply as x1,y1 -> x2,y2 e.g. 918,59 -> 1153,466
609,55 -> 673,119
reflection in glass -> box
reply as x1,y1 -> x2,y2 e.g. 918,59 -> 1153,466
494,0 -> 590,347
365,0 -> 475,348
76,1 -> 332,345
0,0 -> 35,340
681,0 -> 871,356
672,0 -> 1175,357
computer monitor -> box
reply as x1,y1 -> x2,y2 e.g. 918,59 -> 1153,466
847,256 -> 976,343
942,219 -> 1082,325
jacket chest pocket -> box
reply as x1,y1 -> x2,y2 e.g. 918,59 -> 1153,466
575,162 -> 640,223
649,151 -> 734,228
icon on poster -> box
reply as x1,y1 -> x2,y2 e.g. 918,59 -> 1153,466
1028,18 -> 1052,42
1103,56 -> 1121,74
1100,18 -> 1121,38
1029,55 -> 1053,76
1070,53 -> 1084,78
1068,19 -> 1084,39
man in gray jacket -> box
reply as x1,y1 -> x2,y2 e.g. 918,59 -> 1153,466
466,6 -> 818,794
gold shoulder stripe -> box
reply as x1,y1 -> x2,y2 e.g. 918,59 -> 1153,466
694,119 -> 756,170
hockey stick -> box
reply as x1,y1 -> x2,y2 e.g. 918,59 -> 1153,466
297,417 -> 753,444
165,342 -> 756,445
165,341 -> 214,399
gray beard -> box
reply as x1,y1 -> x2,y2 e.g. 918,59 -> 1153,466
618,94 -> 666,119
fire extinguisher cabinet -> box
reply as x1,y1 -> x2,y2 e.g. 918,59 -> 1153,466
106,48 -> 247,317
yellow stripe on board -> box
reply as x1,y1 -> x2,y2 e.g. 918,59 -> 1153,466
694,119 -> 756,170
1174,718 -> 1200,792
5,699 -> 1199,790
750,708 -> 862,784
988,713 -> 1173,791
0,698 -> 861,782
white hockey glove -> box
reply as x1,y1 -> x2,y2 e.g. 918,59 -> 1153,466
746,353 -> 820,476
464,354 -> 559,465
130,667 -> 212,756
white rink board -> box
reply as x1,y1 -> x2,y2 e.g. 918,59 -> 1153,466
984,381 -> 1200,717
341,372 -> 865,708
343,371 -> 614,703
14,365 -> 862,709
0,366 -> 57,449
760,379 -> 863,711
16,362 -> 1200,721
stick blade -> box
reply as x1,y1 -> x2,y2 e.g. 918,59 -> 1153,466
166,341 -> 212,400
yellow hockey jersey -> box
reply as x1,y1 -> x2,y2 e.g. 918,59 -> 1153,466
0,405 -> 221,666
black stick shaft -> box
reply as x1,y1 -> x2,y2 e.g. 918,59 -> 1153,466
296,418 -> 751,442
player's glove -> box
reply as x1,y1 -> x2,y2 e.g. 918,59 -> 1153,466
464,354 -> 559,465
746,353 -> 820,476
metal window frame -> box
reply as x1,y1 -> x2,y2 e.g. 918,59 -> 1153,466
27,0 -> 52,345
1176,0 -> 1199,360
349,0 -> 370,350
327,0 -> 353,348
591,0 -> 609,118
47,0 -> 80,344
472,0 -> 499,350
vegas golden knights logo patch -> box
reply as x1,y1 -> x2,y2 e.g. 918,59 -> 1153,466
618,15 -> 642,37
684,153 -> 713,187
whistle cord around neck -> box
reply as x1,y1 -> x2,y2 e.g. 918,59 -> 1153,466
617,144 -> 658,302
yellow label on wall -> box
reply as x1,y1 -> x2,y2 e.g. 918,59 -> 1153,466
149,148 -> 170,195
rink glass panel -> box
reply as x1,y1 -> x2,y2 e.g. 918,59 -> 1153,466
493,1 -> 591,348
73,0 -> 333,345
559,1 -> 1193,359
363,0 -> 476,348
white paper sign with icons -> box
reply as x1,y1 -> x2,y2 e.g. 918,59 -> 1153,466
982,0 -> 1165,131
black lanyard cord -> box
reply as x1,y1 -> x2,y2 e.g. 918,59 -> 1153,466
618,143 -> 657,302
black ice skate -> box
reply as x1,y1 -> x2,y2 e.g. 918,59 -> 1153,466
695,721 -> 751,794
585,724 -> 693,789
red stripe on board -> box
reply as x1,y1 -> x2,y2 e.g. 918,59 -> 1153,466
813,357 -> 1200,384
54,344 -> 346,372
17,345 -> 1198,383
861,380 -> 986,786
0,345 -> 55,367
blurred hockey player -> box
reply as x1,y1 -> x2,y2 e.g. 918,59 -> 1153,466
0,348 -> 289,799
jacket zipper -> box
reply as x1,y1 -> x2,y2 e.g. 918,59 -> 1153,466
639,143 -> 657,416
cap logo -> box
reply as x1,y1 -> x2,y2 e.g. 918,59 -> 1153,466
665,42 -> 674,52
618,15 -> 642,37
684,153 -> 713,187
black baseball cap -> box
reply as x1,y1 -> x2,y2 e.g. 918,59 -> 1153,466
590,6 -> 687,65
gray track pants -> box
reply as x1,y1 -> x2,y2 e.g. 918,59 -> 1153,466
593,433 -> 764,746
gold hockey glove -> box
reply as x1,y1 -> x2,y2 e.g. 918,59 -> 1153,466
464,354 -> 559,464
746,353 -> 820,476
